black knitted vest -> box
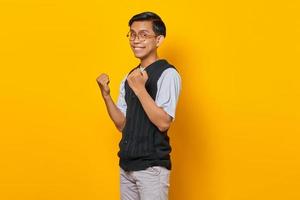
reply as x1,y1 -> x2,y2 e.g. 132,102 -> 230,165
118,59 -> 176,171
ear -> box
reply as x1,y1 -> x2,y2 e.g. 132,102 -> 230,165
156,35 -> 165,47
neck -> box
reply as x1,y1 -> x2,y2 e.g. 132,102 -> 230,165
140,53 -> 160,68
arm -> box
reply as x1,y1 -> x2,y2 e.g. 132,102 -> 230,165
96,73 -> 126,132
127,69 -> 173,132
102,95 -> 126,132
135,89 -> 172,132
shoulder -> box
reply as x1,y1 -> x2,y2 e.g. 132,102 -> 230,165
157,67 -> 182,92
159,67 -> 181,82
119,73 -> 128,89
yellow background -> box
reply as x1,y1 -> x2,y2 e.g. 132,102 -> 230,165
0,0 -> 299,199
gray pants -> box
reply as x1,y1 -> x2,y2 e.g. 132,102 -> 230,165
120,166 -> 171,200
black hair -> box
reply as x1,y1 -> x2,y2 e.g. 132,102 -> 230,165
128,11 -> 166,37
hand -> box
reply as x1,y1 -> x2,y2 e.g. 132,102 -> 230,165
96,73 -> 110,98
127,69 -> 148,95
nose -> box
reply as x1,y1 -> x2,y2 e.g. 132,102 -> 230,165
131,41 -> 142,47
131,35 -> 144,44
132,38 -> 142,44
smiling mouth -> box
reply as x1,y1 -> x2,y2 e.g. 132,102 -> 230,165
132,46 -> 145,50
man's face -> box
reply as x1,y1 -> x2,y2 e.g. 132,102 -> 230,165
128,21 -> 161,60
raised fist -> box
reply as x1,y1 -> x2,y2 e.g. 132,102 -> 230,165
96,73 -> 110,98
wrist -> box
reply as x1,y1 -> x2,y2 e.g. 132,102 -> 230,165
135,87 -> 146,97
102,93 -> 111,100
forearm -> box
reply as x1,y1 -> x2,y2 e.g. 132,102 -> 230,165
135,88 -> 171,132
102,95 -> 126,132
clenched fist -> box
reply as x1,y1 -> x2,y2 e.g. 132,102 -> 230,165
96,73 -> 110,98
127,68 -> 148,95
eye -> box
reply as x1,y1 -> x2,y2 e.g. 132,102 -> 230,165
139,32 -> 149,39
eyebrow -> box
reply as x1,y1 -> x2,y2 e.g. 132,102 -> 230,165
129,29 -> 150,33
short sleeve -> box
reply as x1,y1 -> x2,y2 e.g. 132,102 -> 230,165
116,74 -> 128,117
155,68 -> 182,121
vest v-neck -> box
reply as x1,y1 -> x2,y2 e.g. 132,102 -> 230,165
140,59 -> 167,72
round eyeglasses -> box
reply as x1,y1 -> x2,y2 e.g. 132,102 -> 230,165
126,31 -> 157,42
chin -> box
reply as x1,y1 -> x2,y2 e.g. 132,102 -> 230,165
133,53 -> 147,59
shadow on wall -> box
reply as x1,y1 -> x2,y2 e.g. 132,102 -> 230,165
162,42 -> 215,200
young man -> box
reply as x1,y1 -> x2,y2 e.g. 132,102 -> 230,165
96,11 -> 181,200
